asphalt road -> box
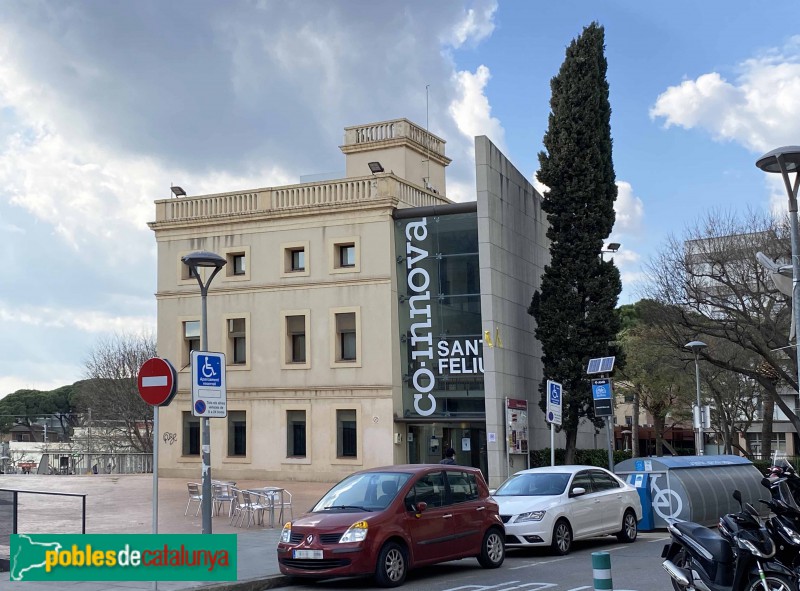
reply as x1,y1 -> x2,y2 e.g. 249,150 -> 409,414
286,531 -> 672,591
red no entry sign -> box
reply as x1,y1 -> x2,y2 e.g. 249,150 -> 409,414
137,357 -> 178,406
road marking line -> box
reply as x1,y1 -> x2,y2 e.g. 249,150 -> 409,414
602,546 -> 625,552
565,586 -> 592,591
648,536 -> 670,543
509,557 -> 571,570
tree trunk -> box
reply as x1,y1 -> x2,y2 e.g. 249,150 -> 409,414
653,414 -> 665,457
564,427 -> 578,464
761,392 -> 775,462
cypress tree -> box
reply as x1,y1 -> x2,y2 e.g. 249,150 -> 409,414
529,22 -> 622,463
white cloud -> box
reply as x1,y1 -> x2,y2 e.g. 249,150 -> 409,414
449,65 -> 506,171
650,36 -> 800,153
613,181 -> 645,236
0,2 -> 505,392
448,0 -> 498,48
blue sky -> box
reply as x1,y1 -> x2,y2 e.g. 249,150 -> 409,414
1,0 -> 799,396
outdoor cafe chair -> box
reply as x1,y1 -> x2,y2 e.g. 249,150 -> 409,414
229,488 -> 246,526
240,490 -> 269,528
185,482 -> 202,517
212,482 -> 236,517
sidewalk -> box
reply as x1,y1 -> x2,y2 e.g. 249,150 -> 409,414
0,473 -> 335,590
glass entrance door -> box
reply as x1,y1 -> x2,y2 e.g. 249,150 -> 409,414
406,424 -> 487,478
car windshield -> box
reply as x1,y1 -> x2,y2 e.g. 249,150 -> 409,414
312,472 -> 412,512
493,472 -> 570,496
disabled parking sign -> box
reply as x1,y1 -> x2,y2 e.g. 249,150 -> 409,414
191,351 -> 227,418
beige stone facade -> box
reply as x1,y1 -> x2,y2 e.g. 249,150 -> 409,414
149,120 -> 453,483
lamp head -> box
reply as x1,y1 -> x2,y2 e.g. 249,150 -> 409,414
368,161 -> 384,174
685,340 -> 707,352
756,147 -> 800,173
181,251 -> 227,269
171,185 -> 187,197
604,242 -> 621,253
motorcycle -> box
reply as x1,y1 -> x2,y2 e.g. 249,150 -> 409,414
765,458 -> 800,506
760,476 -> 800,571
662,489 -> 797,591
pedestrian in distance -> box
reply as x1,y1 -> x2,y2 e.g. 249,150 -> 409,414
440,448 -> 456,464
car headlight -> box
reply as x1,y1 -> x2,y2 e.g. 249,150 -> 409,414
280,522 -> 292,543
339,520 -> 369,543
516,511 -> 546,522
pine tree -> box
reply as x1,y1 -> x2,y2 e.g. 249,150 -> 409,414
529,22 -> 622,463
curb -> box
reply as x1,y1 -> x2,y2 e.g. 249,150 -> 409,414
195,575 -> 292,591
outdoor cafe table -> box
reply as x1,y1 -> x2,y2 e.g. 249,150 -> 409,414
246,487 -> 285,527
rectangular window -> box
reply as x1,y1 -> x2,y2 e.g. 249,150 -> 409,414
339,244 -> 355,268
228,318 -> 247,364
182,412 -> 200,456
184,320 -> 200,365
233,254 -> 246,275
330,237 -> 360,273
625,415 -> 633,427
336,312 -> 356,362
287,315 -> 307,363
337,409 -> 357,458
291,249 -> 305,271
287,410 -> 306,457
227,411 -> 246,456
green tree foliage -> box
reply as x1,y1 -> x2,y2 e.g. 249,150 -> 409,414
0,386 -> 79,437
529,22 -> 622,462
616,301 -> 695,456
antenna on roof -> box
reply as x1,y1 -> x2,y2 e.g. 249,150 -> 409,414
424,85 -> 432,191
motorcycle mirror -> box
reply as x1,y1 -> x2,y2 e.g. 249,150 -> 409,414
733,489 -> 742,504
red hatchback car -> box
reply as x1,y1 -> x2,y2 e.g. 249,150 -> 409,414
277,464 -> 505,587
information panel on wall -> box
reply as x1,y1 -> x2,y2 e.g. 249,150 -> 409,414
506,398 -> 529,454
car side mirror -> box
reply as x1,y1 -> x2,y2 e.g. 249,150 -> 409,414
570,487 -> 586,497
414,501 -> 428,516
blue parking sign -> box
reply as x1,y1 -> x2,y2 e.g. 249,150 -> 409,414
546,380 -> 562,425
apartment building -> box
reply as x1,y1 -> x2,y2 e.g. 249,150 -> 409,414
149,118 -> 598,486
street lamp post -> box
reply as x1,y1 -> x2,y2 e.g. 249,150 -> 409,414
685,340 -> 707,455
756,147 -> 800,407
181,250 -> 227,535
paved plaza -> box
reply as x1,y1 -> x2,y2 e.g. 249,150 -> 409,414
0,473 -> 335,590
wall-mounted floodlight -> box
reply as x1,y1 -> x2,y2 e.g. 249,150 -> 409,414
368,162 -> 384,174
171,185 -> 187,197
604,243 -> 621,253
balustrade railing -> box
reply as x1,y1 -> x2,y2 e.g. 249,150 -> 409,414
154,175 -> 448,223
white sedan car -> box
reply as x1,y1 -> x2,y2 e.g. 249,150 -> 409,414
492,465 -> 642,555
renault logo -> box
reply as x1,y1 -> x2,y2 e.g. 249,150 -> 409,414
306,534 -> 313,544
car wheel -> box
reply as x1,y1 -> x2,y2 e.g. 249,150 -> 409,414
616,509 -> 638,543
551,519 -> 572,555
477,528 -> 505,568
374,541 -> 407,588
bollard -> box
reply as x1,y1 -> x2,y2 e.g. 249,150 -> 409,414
592,551 -> 613,591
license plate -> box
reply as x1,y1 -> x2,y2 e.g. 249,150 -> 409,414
293,549 -> 323,559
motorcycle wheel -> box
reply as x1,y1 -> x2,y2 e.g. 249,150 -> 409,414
745,573 -> 795,591
669,548 -> 691,591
